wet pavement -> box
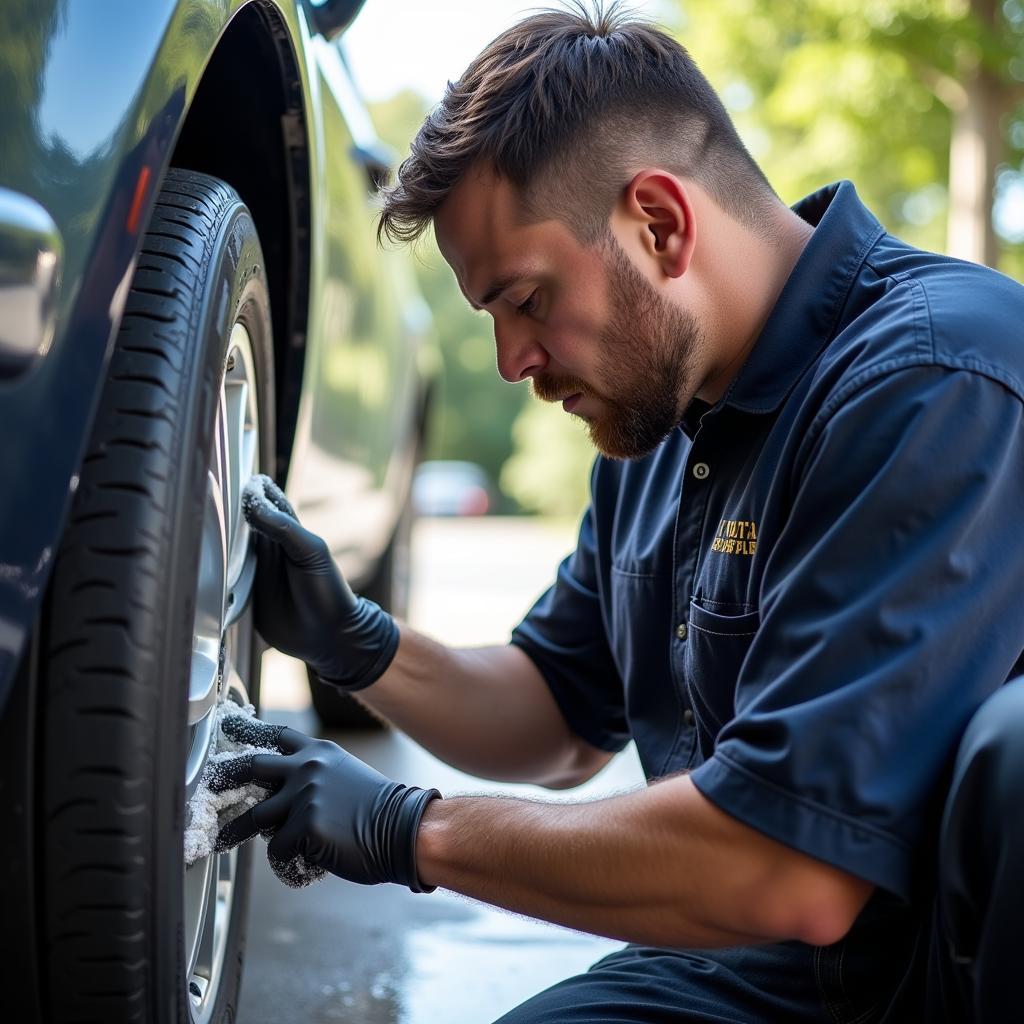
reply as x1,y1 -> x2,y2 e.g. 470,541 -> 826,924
238,517 -> 646,1024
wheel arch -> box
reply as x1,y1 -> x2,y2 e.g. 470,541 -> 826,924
170,0 -> 311,485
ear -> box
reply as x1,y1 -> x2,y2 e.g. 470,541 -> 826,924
620,170 -> 695,280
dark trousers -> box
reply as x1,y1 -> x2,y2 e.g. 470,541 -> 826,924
921,675 -> 1024,1022
495,678 -> 1024,1024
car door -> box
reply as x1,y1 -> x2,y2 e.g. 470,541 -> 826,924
291,33 -> 429,586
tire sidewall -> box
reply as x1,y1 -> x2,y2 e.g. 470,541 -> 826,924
149,187 -> 274,1022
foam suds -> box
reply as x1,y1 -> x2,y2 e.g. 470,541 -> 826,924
241,472 -> 298,525
183,702 -> 326,888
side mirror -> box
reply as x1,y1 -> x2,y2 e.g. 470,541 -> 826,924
306,0 -> 368,40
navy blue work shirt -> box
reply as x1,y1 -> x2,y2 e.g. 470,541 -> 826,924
510,181 -> 1024,906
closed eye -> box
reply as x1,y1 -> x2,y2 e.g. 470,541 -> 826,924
515,291 -> 538,317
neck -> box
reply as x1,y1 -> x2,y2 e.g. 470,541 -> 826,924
693,203 -> 814,405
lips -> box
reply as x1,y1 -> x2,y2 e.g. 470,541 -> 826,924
561,393 -> 582,413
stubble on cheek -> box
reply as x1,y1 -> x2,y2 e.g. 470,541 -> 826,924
585,243 -> 704,460
524,237 -> 703,461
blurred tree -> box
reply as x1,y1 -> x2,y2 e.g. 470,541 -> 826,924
500,400 -> 594,518
0,0 -> 65,185
369,5 -> 1024,517
370,91 -> 530,509
674,0 -> 1024,268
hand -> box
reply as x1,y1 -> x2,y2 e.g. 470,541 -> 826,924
213,714 -> 441,891
241,474 -> 399,690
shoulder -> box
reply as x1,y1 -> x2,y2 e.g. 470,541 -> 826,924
807,236 -> 1024,420
915,256 -> 1024,398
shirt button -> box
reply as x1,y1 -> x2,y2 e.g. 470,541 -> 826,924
676,622 -> 688,641
692,462 -> 710,480
683,709 -> 695,727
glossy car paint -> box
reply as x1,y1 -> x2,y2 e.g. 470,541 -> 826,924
0,0 -> 430,717
0,1 -> 433,1014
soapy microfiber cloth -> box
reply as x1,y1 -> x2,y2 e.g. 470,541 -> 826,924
183,701 -> 327,888
241,471 -> 297,534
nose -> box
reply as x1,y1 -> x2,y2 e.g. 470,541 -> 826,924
494,319 -> 548,384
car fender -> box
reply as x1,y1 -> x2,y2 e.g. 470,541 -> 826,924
0,0 -> 322,712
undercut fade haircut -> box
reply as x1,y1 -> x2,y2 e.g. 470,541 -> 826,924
377,0 -> 778,248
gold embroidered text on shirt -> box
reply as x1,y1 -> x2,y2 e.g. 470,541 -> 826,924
711,518 -> 758,556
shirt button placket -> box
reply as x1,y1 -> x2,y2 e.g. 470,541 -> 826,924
676,458 -> 711,645
671,430 -> 716,764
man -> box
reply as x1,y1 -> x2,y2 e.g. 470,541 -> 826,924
219,3 -> 1024,1020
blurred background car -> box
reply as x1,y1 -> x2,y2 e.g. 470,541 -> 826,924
0,2 -> 435,1021
412,460 -> 495,517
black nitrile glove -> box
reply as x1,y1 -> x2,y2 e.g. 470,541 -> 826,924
213,714 -> 441,892
241,474 -> 399,691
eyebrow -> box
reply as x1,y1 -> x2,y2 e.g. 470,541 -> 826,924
468,272 -> 529,311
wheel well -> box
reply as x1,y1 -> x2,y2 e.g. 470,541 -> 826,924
171,0 -> 310,485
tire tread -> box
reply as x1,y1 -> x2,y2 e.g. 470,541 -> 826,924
40,169 -> 242,1022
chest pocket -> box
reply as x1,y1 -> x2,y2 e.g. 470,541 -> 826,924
684,599 -> 760,756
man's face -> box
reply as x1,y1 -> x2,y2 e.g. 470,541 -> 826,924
434,168 -> 705,460
541,234 -> 704,459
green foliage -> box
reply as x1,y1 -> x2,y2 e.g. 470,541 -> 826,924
0,0 -> 65,184
675,0 -> 1024,256
370,91 -> 532,510
370,4 -> 1024,517
500,400 -> 594,517
413,240 -> 532,510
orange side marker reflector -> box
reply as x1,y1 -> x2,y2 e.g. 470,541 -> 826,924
126,165 -> 152,234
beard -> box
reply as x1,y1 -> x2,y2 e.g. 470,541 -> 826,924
531,235 -> 704,460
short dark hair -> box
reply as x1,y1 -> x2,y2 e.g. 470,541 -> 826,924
377,0 -> 777,247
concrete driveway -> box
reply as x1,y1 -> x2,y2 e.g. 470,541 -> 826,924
238,517 -> 646,1024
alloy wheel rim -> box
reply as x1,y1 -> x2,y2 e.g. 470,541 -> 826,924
183,321 -> 260,1023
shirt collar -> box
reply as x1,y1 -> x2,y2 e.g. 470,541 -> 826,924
681,180 -> 884,436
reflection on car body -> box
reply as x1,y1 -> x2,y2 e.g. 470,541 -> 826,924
0,2 -> 435,1020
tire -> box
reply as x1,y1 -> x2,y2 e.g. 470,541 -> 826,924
307,495 -> 414,730
39,168 -> 275,1023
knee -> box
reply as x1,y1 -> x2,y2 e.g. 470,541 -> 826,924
949,677 -> 1024,823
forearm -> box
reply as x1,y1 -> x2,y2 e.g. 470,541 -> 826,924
416,774 -> 873,948
240,476 -> 607,787
356,622 -> 608,788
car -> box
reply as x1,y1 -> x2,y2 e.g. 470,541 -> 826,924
413,460 -> 496,516
0,1 -> 435,1020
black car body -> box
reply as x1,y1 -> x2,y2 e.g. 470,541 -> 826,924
0,1 -> 434,1019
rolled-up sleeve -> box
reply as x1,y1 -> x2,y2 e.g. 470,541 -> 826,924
690,365 -> 1024,901
511,505 -> 629,754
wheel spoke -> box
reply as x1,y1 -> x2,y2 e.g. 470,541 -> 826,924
207,456 -> 229,620
224,374 -> 250,589
184,317 -> 260,1024
184,854 -> 213,981
193,860 -> 219,978
188,643 -> 219,726
184,706 -> 215,800
215,382 -> 231,552
225,324 -> 258,606
189,467 -> 226,727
